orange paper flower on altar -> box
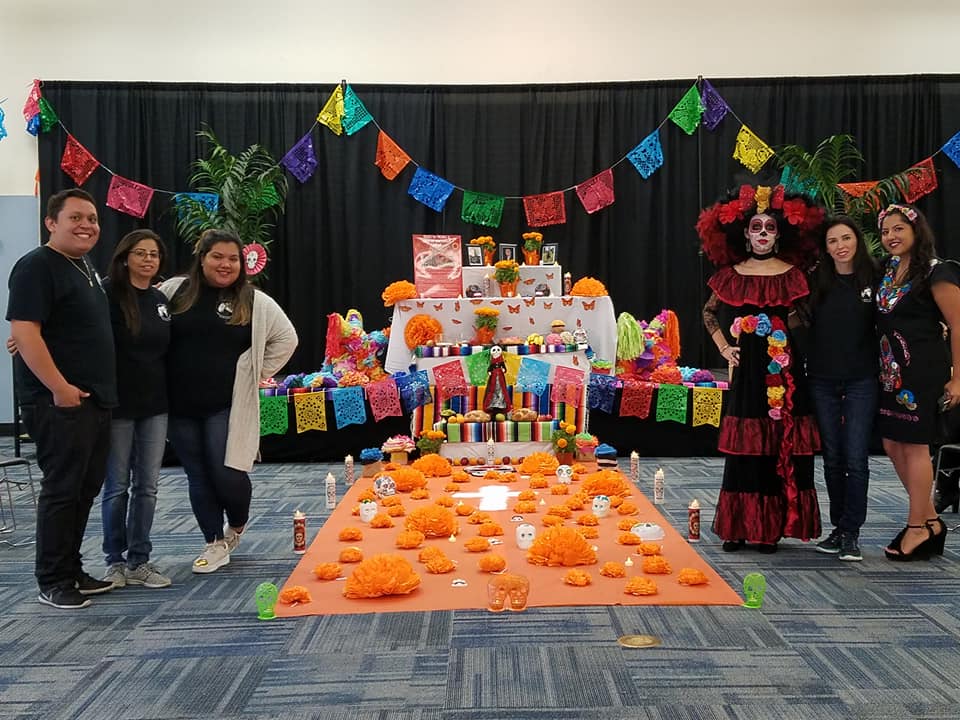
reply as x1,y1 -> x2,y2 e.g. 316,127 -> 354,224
624,577 -> 658,596
528,475 -> 549,489
451,470 -> 471,483
418,546 -> 446,564
600,561 -> 626,578
617,518 -> 636,531
650,365 -> 683,385
478,522 -> 504,537
381,280 -> 417,307
410,488 -> 430,500
576,526 -> 599,539
343,554 -> 422,598
609,496 -> 623,508
617,501 -> 638,515
404,314 -> 442,350
678,567 -> 710,585
546,505 -> 572,519
526,526 -> 598,567
387,505 -> 405,517
464,537 -> 491,552
642,555 -> 672,574
339,547 -> 363,563
564,569 -> 592,586
357,488 -> 377,502
565,495 -> 585,510
380,495 -> 402,507
617,532 -> 642,545
467,511 -> 493,525
513,500 -> 537,514
577,513 -> 599,526
370,513 -> 395,528
455,503 -> 476,516
338,527 -> 364,542
549,484 -> 570,495
279,585 -> 313,605
518,489 -> 537,501
570,277 -> 608,296
542,515 -> 564,527
425,553 -> 457,574
638,542 -> 662,556
478,553 -> 507,573
412,454 -> 452,477
520,452 -> 559,475
581,470 -> 630,498
387,467 -> 427,493
395,530 -> 426,549
405,505 -> 458,537
313,563 -> 342,580
443,482 -> 458,493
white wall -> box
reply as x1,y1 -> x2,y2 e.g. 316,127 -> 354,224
3,0 -> 960,196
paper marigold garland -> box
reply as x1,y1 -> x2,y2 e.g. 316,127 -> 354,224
242,243 -> 267,276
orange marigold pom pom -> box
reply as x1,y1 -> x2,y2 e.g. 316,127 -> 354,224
617,519 -> 636,531
678,568 -> 710,586
617,532 -> 642,545
279,585 -> 312,605
387,504 -> 406,517
542,515 -> 564,527
357,488 -> 378,502
478,553 -> 507,573
382,280 -> 417,307
395,530 -> 426,549
404,314 -> 442,350
339,547 -> 363,563
565,495 -> 585,510
576,526 -> 599,539
435,495 -> 456,507
609,496 -> 624,508
624,577 -> 658,596
638,542 -> 662,556
570,277 -> 608,297
600,561 -> 626,578
518,490 -> 537,501
528,475 -> 549,489
451,470 -> 471,483
344,554 -> 422,598
425,553 -> 457,574
642,556 -> 672,574
467,511 -> 492,525
410,488 -> 430,500
463,537 -> 491,552
313,563 -> 342,580
455,503 -> 475,516
546,505 -> 572,519
581,470 -> 630,498
520,452 -> 559,475
417,546 -> 446,563
526,526 -> 598,566
411,454 -> 452,477
513,501 -> 537,514
443,483 -> 458,492
369,513 -> 395,528
478,522 -> 504,537
380,495 -> 402,507
498,472 -> 519,483
550,484 -> 570,495
617,501 -> 638,515
564,569 -> 592,586
338,527 -> 364,541
405,505 -> 458,538
572,463 -> 588,474
577,513 -> 599,526
389,467 -> 427,492
483,470 -> 502,481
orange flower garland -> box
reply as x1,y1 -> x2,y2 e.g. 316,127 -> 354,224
403,314 -> 442,350
570,277 -> 608,296
344,554 -> 421,598
381,280 -> 417,307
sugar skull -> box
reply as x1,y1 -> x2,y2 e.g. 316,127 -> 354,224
555,464 -> 573,484
742,571 -> 767,609
487,573 -> 530,612
358,499 -> 378,523
630,522 -> 665,540
573,328 -> 589,349
592,495 -> 611,517
515,522 -> 536,550
374,475 -> 396,498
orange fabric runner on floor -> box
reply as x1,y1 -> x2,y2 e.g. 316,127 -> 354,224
276,466 -> 741,617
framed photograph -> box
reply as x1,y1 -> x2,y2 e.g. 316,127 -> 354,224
466,245 -> 484,266
541,243 -> 558,265
499,244 -> 517,262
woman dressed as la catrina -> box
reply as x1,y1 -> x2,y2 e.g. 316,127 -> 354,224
698,184 -> 825,553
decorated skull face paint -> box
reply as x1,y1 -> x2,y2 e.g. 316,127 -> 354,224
744,212 -> 779,255
358,499 -> 378,523
592,495 -> 611,518
515,523 -> 536,550
555,464 -> 573,484
490,344 -> 503,359
373,475 -> 396,498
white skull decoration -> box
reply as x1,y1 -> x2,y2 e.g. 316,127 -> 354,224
591,494 -> 611,518
630,522 -> 665,540
555,464 -> 573,485
490,344 -> 503,360
573,328 -> 589,349
374,475 -> 396,498
515,522 -> 536,550
358,500 -> 378,523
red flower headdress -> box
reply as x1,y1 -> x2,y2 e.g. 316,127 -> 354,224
696,184 -> 825,270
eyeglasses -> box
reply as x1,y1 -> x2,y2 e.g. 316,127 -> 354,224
130,249 -> 161,259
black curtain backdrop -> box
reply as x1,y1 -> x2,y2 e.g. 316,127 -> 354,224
36,76 -> 960,448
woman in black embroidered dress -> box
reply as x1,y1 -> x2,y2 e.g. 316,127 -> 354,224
875,204 -> 959,560
698,184 -> 824,553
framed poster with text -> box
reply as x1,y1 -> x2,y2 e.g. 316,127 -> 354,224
413,234 -> 462,297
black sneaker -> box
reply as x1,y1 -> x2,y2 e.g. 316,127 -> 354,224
816,528 -> 843,554
839,533 -> 862,562
38,586 -> 91,609
76,572 -> 114,595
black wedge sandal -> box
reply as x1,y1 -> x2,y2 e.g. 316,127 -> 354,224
884,524 -> 934,561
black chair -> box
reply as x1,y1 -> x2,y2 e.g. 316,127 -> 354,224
933,444 -> 960,514
11,362 -> 33,458
0,457 -> 37,532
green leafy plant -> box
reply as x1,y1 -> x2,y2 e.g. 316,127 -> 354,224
174,126 -> 289,258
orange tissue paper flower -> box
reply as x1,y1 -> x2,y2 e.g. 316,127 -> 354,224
577,513 -> 599,526
443,482 -> 458,492
410,488 -> 430,500
582,470 -> 630,498
404,314 -> 443,350
464,537 -> 491,552
435,494 -> 456,508
498,472 -> 519,483
478,553 -> 507,573
467,511 -> 493,525
542,515 -> 564,527
455,503 -> 476,516
576,526 -> 599,539
564,495 -> 585,510
638,542 -> 662,556
513,500 -> 537,514
382,280 -> 418,307
642,556 -> 672,574
390,467 -> 427,492
313,563 -> 342,581
609,496 -> 624,508
518,490 -> 537,501
521,453 -> 559,475
339,547 -> 363,563
387,504 -> 406,517
624,577 -> 658,596
678,568 -> 710,586
526,526 -> 598,567
617,532 -> 643,545
546,505 -> 572,519
405,505 -> 458,537
617,518 -> 637,531
370,513 -> 395,528
418,546 -> 446,563
564,569 -> 592,586
357,488 -> 377,502
617,501 -> 638,515
279,585 -> 313,605
451,470 -> 471,483
425,553 -> 457,574
528,475 -> 549,489
343,554 -> 422,598
570,277 -> 608,296
478,522 -> 504,537
380,495 -> 402,507
550,484 -> 570,495
600,561 -> 626,578
338,527 -> 364,542
396,530 -> 426,549
412,454 -> 452,477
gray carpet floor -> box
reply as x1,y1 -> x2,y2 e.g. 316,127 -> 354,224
1,445 -> 958,720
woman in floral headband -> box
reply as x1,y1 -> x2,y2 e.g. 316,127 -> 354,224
698,184 -> 824,553
875,203 -> 959,560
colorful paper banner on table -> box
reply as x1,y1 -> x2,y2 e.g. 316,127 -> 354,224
294,391 -> 328,432
332,386 -> 367,429
365,378 -> 403,422
692,387 -> 723,427
260,395 -> 289,435
620,380 -> 655,419
516,357 -> 551,395
655,383 -> 688,424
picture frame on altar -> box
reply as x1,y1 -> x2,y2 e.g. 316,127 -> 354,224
465,283 -> 484,298
466,245 -> 484,266
499,244 -> 517,262
541,243 -> 558,265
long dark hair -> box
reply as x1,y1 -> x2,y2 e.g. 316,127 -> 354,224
809,216 -> 877,307
880,203 -> 937,292
108,229 -> 166,335
170,229 -> 253,326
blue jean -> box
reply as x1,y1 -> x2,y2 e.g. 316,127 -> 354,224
167,409 -> 251,543
809,376 -> 878,534
101,413 -> 168,567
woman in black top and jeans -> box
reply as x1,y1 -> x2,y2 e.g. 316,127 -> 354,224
807,217 -> 879,562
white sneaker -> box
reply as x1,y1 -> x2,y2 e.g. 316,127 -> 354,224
192,540 -> 230,574
102,563 -> 127,588
224,526 -> 243,553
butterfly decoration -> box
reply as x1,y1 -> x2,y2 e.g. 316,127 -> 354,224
561,297 -> 574,307
529,317 -> 536,325
572,355 -> 580,366
576,318 -> 583,327
470,299 -> 483,305
454,301 -> 461,311
523,297 -> 536,307
398,304 -> 412,312
582,300 -> 596,311
543,302 -> 552,310
508,305 -> 520,314
451,318 -> 462,324
490,300 -> 503,306
416,301 -> 425,308
523,278 -> 535,285
546,273 -> 555,280
433,304 -> 444,311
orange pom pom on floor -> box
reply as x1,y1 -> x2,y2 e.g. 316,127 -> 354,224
276,464 -> 740,617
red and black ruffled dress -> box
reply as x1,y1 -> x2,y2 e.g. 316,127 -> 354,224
707,266 -> 821,544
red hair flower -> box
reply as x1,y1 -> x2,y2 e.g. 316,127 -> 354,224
770,185 -> 785,210
718,201 -> 741,224
782,198 -> 807,225
738,184 -> 755,211
741,316 -> 759,333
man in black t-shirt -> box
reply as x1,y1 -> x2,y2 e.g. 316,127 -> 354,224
6,189 -> 118,609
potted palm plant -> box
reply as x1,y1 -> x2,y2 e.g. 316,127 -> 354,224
174,126 -> 289,276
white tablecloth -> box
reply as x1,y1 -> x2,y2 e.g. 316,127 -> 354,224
385,295 -> 618,373
461,265 -> 563,297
